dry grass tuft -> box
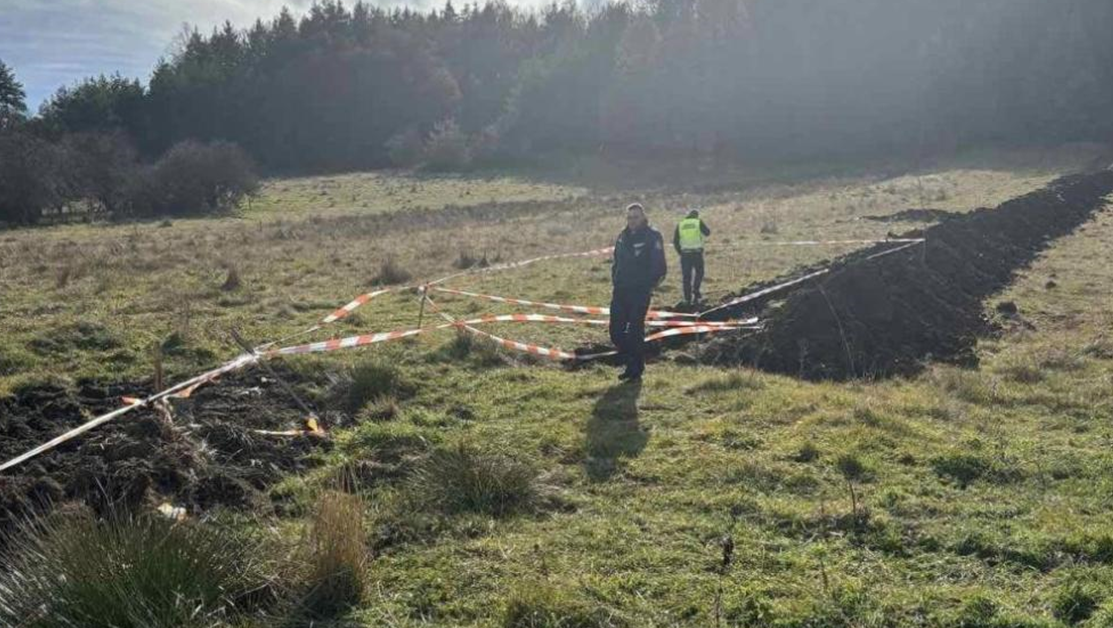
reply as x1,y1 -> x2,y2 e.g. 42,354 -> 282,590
299,491 -> 368,618
372,257 -> 413,286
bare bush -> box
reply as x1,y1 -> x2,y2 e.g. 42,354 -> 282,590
128,140 -> 258,218
371,258 -> 413,286
423,119 -> 471,171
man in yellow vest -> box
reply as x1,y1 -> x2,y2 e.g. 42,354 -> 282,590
673,208 -> 711,305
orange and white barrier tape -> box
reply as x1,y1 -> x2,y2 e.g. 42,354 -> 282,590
643,324 -> 752,341
307,246 -> 616,330
460,324 -> 580,360
431,287 -> 698,319
460,320 -> 752,362
319,287 -> 399,325
0,353 -> 259,474
268,327 -> 426,356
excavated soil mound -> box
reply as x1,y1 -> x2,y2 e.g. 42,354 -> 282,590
861,208 -> 959,223
0,367 -> 329,541
701,171 -> 1113,379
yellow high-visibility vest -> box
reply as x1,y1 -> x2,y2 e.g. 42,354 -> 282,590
677,217 -> 704,251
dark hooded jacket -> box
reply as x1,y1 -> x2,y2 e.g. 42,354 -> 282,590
612,225 -> 667,293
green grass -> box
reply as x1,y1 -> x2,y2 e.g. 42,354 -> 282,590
3,147 -> 1113,625
0,509 -> 279,628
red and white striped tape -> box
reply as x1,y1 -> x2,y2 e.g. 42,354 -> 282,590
460,324 -> 580,360
268,327 -> 425,356
320,287 -> 399,325
0,353 -> 260,474
310,246 -> 616,329
431,286 -> 698,319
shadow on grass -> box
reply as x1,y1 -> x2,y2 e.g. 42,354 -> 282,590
585,380 -> 648,482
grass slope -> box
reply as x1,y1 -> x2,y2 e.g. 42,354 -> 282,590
2,147 -> 1112,626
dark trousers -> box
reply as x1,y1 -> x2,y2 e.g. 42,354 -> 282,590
610,287 -> 652,376
680,251 -> 705,303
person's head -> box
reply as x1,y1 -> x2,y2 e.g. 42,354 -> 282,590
626,203 -> 647,231
686,208 -> 699,219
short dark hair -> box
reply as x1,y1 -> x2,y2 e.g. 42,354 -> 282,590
626,203 -> 645,213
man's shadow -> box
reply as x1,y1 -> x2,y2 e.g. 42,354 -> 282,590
584,380 -> 649,481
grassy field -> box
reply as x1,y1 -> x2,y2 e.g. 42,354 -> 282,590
3,146 -> 1113,626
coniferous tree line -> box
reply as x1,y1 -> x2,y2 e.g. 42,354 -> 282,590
2,0 -> 1113,224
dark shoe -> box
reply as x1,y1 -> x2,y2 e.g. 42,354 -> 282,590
618,370 -> 642,382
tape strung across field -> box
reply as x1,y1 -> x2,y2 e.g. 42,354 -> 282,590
0,236 -> 913,473
0,353 -> 259,473
430,287 -> 699,319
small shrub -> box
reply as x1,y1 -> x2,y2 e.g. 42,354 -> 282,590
0,344 -> 33,376
687,371 -> 764,393
384,127 -> 424,168
0,510 -> 278,628
345,359 -> 412,412
930,367 -> 997,405
999,363 -> 1044,384
299,491 -> 368,618
794,442 -> 820,462
407,444 -> 539,517
371,258 -> 413,286
28,321 -> 120,356
469,125 -> 503,164
952,595 -> 1000,627
453,249 -> 480,269
931,453 -> 989,488
835,454 -> 869,482
422,118 -> 471,171
358,395 -> 400,422
434,331 -> 506,366
1052,580 -> 1101,625
931,451 -> 1024,488
502,581 -> 625,628
220,263 -> 241,291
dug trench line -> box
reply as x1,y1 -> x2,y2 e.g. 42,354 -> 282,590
698,171 -> 1113,379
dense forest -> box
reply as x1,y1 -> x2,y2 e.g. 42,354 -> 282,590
2,0 -> 1112,223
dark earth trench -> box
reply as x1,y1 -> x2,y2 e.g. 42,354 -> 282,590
2,169 -> 1112,540
0,367 -> 330,544
699,170 -> 1113,379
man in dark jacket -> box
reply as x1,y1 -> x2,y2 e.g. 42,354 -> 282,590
672,208 -> 711,305
610,203 -> 667,381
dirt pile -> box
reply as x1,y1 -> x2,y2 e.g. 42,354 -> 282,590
861,208 -> 958,223
701,171 -> 1113,379
0,367 -> 329,541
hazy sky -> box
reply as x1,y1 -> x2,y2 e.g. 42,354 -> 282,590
1,0 -> 548,110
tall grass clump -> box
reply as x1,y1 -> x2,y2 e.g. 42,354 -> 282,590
371,257 -> 413,286
408,444 -> 539,517
345,358 -> 412,412
0,510 -> 277,628
298,491 -> 368,618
